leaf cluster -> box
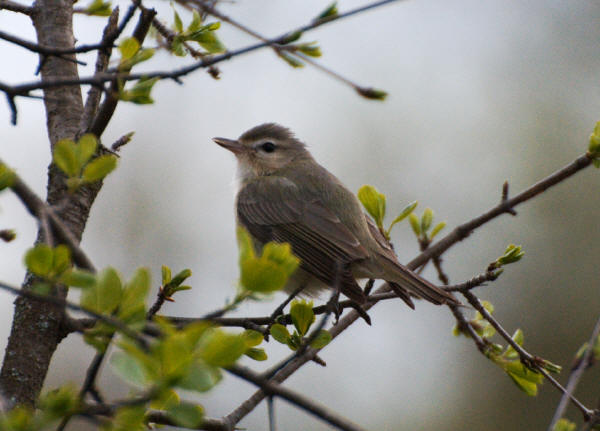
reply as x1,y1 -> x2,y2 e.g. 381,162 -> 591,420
52,134 -> 117,192
170,8 -> 225,56
270,300 -> 332,351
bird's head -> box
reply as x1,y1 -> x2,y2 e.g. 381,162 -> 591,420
213,123 -> 312,180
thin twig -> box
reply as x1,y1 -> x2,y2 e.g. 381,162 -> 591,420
227,365 -> 368,431
547,315 -> 600,430
462,290 -> 592,419
7,171 -> 96,271
0,280 -> 147,347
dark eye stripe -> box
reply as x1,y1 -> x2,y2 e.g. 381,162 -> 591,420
261,142 -> 276,153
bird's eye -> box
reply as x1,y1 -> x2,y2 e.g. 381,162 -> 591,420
260,142 -> 276,153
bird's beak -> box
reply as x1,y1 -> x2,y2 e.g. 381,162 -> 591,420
212,137 -> 244,154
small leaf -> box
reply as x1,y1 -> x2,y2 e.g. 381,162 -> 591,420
162,265 -> 172,285
188,10 -> 203,32
270,324 -> 291,344
191,24 -> 225,53
242,329 -> 263,347
290,300 -> 315,336
170,268 -> 192,287
296,42 -> 321,57
76,134 -> 97,166
421,208 -> 433,233
110,351 -> 148,387
167,402 -> 204,428
357,185 -> 386,229
60,269 -> 96,288
589,121 -> 600,153
315,2 -> 338,22
387,201 -> 418,234
0,163 -> 15,190
173,6 -> 183,33
355,86 -> 387,101
408,213 -> 421,236
430,221 -> 446,239
86,0 -> 112,16
280,31 -> 302,44
53,139 -> 79,177
245,347 -> 267,361
39,385 -> 79,419
553,418 -> 576,431
25,244 -> 53,277
81,267 -> 122,314
199,331 -> 246,368
277,51 -> 304,68
119,37 -> 140,60
178,363 -> 222,392
52,244 -> 71,276
82,155 -> 117,183
309,330 -> 332,349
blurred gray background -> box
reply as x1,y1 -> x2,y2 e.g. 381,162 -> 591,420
2,0 -> 600,429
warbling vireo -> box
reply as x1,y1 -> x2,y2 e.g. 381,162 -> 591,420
213,123 -> 457,308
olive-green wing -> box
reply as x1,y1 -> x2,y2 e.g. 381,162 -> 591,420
237,177 -> 368,302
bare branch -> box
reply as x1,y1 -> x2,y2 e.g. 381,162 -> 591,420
227,365 -> 368,431
6,170 -> 96,271
547,315 -> 600,430
0,0 -> 32,14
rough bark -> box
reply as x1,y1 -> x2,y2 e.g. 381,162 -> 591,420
0,0 -> 93,407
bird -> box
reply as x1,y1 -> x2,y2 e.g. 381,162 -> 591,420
212,123 -> 457,312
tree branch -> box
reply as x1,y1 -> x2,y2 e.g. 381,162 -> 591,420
226,365 -> 368,431
0,0 -> 32,14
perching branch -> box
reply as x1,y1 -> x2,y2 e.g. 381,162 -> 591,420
0,0 -> 32,14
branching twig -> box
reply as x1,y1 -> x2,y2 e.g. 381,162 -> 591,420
547,315 -> 600,430
6,170 -> 96,271
227,365 -> 368,431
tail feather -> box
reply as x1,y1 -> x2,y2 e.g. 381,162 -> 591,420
387,263 -> 458,305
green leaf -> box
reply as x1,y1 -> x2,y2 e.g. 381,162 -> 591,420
309,330 -> 332,349
173,6 -> 183,33
497,244 -> 525,266
82,155 -> 117,183
355,86 -> 388,101
110,351 -> 148,387
86,0 -> 112,16
119,77 -> 159,104
296,42 -> 321,57
280,30 -> 302,44
81,267 -> 122,313
76,134 -> 97,166
199,331 -> 246,368
357,185 -> 386,229
170,268 -> 192,287
53,139 -> 79,177
119,268 -> 150,324
60,269 -> 96,288
150,389 -> 180,410
178,363 -> 222,392
111,406 -> 146,431
242,329 -> 263,347
553,418 -> 576,431
270,324 -> 291,344
278,51 -> 305,68
238,227 -> 299,293
191,24 -> 225,53
245,347 -> 267,361
315,2 -> 338,22
52,244 -> 71,275
119,37 -> 140,60
504,362 -> 542,396
290,300 -> 315,336
408,213 -> 421,236
421,208 -> 433,232
25,244 -> 53,277
430,221 -> 446,239
188,10 -> 203,32
39,385 -> 79,419
589,121 -> 600,153
162,265 -> 172,285
387,201 -> 418,234
0,163 -> 16,190
167,402 -> 204,428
